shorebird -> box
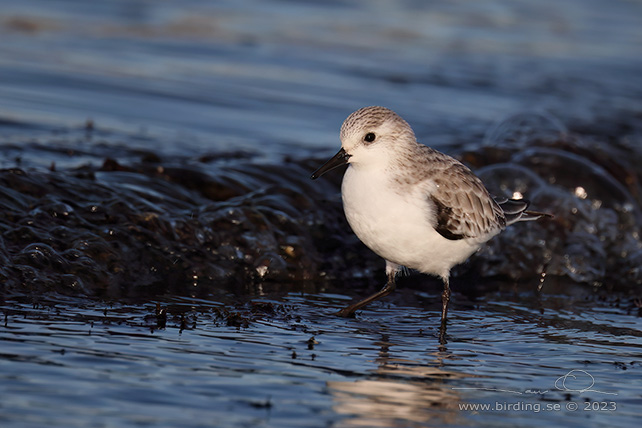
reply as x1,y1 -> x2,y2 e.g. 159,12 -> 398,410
311,106 -> 550,331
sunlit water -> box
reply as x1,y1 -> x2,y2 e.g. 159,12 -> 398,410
1,291 -> 640,428
1,0 -> 642,427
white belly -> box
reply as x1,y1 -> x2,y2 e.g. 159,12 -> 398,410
341,166 -> 480,279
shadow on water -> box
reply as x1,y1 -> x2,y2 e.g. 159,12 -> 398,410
1,0 -> 642,427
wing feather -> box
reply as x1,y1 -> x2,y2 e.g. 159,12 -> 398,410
428,161 -> 505,241
392,145 -> 539,241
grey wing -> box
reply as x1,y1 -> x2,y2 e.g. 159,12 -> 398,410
494,196 -> 553,224
429,163 -> 506,241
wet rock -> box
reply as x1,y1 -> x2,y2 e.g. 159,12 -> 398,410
1,112 -> 642,299
0,150 -> 368,298
462,112 -> 642,291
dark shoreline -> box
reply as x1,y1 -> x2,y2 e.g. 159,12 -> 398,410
2,110 -> 642,301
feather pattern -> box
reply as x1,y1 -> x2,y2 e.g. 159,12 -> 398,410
310,105 -> 552,322
391,145 -> 506,241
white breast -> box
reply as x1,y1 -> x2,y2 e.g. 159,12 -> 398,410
341,165 -> 481,279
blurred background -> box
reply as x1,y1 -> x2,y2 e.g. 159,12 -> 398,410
1,0 -> 640,159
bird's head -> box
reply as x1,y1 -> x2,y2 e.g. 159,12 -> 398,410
311,106 -> 416,179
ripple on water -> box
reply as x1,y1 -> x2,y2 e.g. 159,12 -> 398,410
1,1 -> 642,426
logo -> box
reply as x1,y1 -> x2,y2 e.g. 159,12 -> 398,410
453,369 -> 618,396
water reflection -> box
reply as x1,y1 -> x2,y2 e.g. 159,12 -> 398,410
0,0 -> 641,427
330,376 -> 461,427
328,334 -> 469,427
2,291 -> 640,428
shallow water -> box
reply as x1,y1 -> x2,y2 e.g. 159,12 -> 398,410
1,0 -> 642,427
1,290 -> 640,428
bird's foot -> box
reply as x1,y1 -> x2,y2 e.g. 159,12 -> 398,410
334,306 -> 358,318
333,281 -> 396,318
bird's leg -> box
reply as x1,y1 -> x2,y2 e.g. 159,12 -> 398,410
439,276 -> 450,344
440,276 -> 451,321
335,262 -> 400,317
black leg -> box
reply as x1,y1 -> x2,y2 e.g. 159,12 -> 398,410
335,273 -> 397,317
439,276 -> 450,344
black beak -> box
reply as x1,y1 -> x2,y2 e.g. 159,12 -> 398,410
310,148 -> 351,180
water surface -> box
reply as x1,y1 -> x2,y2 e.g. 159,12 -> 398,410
1,0 -> 641,427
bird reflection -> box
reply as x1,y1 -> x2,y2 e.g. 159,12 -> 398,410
327,334 -> 469,427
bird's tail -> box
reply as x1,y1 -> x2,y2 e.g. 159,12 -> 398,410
495,197 -> 554,226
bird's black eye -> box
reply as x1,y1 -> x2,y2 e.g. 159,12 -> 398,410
364,132 -> 376,143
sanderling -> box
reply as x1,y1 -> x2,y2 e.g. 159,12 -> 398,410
311,106 -> 551,332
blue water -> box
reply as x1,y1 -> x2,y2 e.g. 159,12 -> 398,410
1,0 -> 640,159
1,291 -> 640,428
1,1 -> 641,427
